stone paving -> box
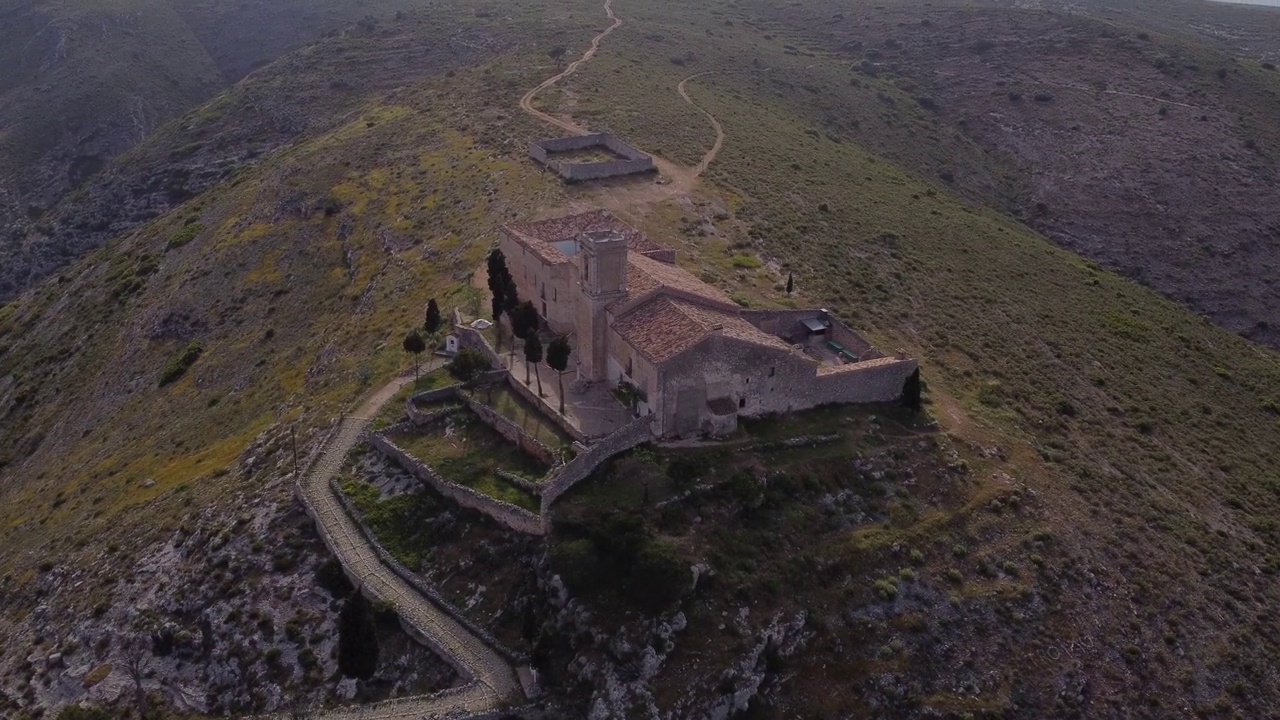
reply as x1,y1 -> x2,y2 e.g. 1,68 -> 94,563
288,364 -> 523,719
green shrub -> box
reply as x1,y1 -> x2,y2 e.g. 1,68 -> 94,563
166,223 -> 204,251
159,341 -> 204,386
633,540 -> 691,609
551,538 -> 601,594
448,347 -> 492,382
731,254 -> 763,269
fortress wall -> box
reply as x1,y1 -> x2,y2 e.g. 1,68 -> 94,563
827,317 -> 883,359
539,414 -> 654,511
369,432 -> 546,536
809,358 -> 918,407
740,308 -> 880,357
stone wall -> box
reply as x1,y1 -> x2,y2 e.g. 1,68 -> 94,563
451,316 -> 503,367
812,356 -> 918,406
328,476 -> 530,666
458,391 -> 559,468
369,433 -> 546,535
406,385 -> 464,426
540,414 -> 654,511
528,133 -> 656,182
740,308 -> 880,357
503,372 -> 587,443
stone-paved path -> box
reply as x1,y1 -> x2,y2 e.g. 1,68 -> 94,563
292,369 -> 523,719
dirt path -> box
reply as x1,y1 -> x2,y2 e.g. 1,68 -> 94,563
517,0 -> 727,196
518,0 -> 622,136
288,365 -> 524,719
677,71 -> 727,178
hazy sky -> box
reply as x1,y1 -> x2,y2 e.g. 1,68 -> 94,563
1210,0 -> 1280,6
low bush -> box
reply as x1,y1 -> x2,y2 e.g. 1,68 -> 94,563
159,341 -> 203,386
448,347 -> 492,382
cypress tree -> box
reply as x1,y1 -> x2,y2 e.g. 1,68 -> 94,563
337,591 -> 379,680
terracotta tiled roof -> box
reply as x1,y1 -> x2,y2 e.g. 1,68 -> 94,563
502,209 -> 665,265
613,296 -> 796,365
611,297 -> 710,364
611,253 -> 733,310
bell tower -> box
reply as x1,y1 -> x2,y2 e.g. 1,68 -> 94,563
574,230 -> 628,380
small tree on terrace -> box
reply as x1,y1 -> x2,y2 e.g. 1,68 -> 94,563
786,272 -> 794,295
524,334 -> 543,393
425,298 -> 442,335
424,297 -> 443,360
403,329 -> 426,380
546,335 -> 572,413
490,293 -> 506,352
511,300 -> 538,364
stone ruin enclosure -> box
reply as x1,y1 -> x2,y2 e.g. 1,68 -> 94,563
529,133 -> 656,182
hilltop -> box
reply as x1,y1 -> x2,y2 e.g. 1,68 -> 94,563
3,0 -> 1280,717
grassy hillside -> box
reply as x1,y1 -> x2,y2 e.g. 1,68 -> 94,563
536,0 -> 1280,711
3,0 -> 1280,715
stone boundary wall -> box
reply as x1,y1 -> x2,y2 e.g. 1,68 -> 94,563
328,475 -> 530,667
452,319 -> 503,367
503,372 -> 587,443
540,414 -> 655,511
740,308 -> 881,358
411,385 -> 462,405
829,316 -> 884,361
369,432 -> 546,536
528,133 -> 656,182
497,469 -> 542,495
813,357 -> 918,407
458,391 -> 559,468
406,402 -> 461,427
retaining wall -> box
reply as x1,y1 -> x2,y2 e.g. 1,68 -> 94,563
540,414 -> 655,511
370,433 -> 546,535
328,475 -> 530,666
452,320 -> 503,366
503,372 -> 587,443
458,391 -> 559,468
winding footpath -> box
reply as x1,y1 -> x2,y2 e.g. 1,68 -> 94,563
293,371 -> 523,719
676,72 -> 727,178
518,0 -> 622,136
519,0 -> 727,186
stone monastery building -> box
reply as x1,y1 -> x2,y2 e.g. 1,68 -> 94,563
499,210 -> 918,438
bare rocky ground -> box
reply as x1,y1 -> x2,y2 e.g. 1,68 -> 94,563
0,442 -> 458,719
347,407 -> 1168,717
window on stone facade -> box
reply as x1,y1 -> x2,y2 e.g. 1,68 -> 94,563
739,397 -> 746,409
626,355 -> 633,376
769,367 -> 776,377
